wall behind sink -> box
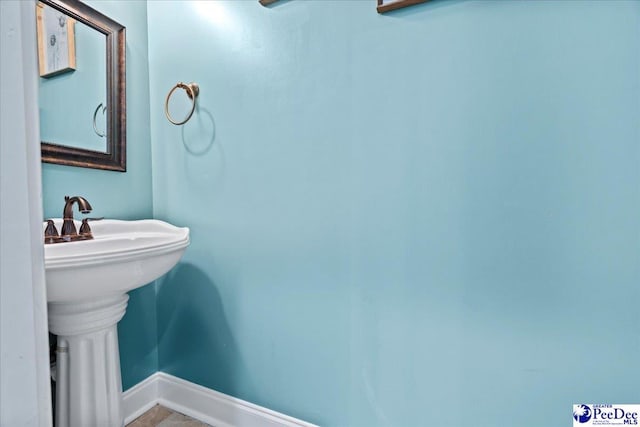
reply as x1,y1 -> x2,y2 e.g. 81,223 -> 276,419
147,1 -> 639,426
40,0 -> 156,390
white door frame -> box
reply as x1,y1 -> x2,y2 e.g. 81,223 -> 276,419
1,1 -> 53,426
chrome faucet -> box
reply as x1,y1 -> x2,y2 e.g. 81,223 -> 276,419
61,196 -> 93,241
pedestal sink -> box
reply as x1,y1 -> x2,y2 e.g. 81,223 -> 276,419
44,219 -> 189,427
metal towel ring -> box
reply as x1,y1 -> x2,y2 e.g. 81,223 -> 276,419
165,82 -> 200,125
93,103 -> 106,137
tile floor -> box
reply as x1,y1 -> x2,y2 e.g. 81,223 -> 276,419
126,405 -> 211,427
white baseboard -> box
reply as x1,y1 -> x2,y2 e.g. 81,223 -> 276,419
123,372 -> 317,427
122,374 -> 159,424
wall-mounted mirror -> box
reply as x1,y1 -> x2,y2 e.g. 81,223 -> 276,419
38,0 -> 126,171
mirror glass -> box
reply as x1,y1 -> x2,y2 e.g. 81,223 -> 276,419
38,4 -> 107,152
38,0 -> 126,172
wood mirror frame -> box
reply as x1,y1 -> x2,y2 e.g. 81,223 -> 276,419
39,0 -> 126,172
377,0 -> 430,13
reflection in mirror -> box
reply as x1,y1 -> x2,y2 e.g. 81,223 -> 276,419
39,5 -> 107,153
38,0 -> 126,172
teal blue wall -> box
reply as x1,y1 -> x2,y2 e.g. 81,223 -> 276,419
147,1 -> 640,425
40,0 -> 156,391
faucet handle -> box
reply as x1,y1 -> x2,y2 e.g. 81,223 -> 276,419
79,217 -> 103,239
44,219 -> 61,244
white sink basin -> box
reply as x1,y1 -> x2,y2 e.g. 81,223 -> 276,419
44,218 -> 189,426
44,219 -> 189,302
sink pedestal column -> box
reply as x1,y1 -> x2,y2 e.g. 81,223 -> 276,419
48,294 -> 129,427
